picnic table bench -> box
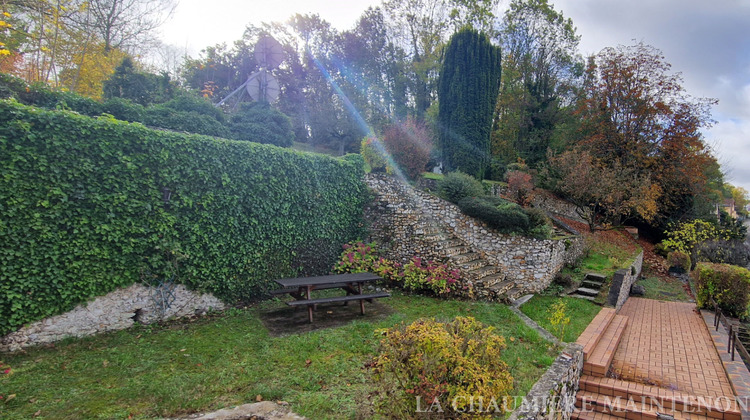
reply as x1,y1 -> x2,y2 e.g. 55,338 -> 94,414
272,272 -> 390,323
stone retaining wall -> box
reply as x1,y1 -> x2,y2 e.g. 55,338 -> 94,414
1,283 -> 225,352
365,174 -> 584,294
607,251 -> 644,311
509,343 -> 584,420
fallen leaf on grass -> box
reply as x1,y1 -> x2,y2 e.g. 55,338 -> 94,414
305,359 -> 312,367
102,360 -> 109,367
5,394 -> 16,402
509,336 -> 515,342
33,410 -> 41,417
256,394 -> 263,402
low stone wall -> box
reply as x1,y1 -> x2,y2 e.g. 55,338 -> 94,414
606,251 -> 644,310
509,343 -> 584,420
1,283 -> 225,352
365,174 -> 584,294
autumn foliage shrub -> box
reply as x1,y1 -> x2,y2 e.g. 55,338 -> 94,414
437,171 -> 485,204
333,241 -> 403,283
372,317 -> 513,419
402,257 -> 460,296
666,251 -> 691,273
382,118 -> 433,179
506,170 -> 534,205
695,263 -> 750,318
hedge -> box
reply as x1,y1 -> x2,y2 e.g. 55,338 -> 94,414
0,100 -> 367,335
694,263 -> 750,318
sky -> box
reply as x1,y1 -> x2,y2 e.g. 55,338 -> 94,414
160,0 -> 750,192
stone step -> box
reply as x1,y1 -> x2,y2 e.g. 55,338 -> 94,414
505,286 -> 525,301
436,239 -> 465,250
487,278 -> 514,294
585,273 -> 607,283
576,308 -> 616,359
569,294 -> 597,301
442,245 -> 472,257
575,287 -> 601,297
467,265 -> 501,280
575,390 -> 720,420
578,376 -> 738,420
582,280 -> 604,289
451,252 -> 482,264
583,314 -> 628,377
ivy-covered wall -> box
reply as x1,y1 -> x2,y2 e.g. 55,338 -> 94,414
0,100 -> 367,335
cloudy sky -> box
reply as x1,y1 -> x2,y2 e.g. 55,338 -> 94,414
160,0 -> 750,191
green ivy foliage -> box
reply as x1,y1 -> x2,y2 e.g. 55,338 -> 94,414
0,100 -> 367,335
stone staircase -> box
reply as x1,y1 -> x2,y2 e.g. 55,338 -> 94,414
421,226 -> 520,302
572,309 -> 741,420
570,273 -> 606,301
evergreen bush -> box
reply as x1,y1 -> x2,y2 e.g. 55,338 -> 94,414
437,171 -> 485,204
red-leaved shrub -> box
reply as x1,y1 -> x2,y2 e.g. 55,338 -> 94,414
382,118 -> 433,179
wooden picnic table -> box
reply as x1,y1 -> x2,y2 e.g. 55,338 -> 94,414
273,272 -> 390,323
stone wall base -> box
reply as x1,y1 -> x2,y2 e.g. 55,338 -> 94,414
1,283 -> 225,352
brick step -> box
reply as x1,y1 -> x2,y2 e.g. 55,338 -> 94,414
571,407 -> 620,420
576,308 -> 616,359
452,252 -> 482,264
583,314 -> 628,376
578,376 -> 740,420
576,287 -> 601,297
576,390 -> 722,420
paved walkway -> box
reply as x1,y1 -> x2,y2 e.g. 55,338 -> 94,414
611,298 -> 735,398
701,310 -> 750,418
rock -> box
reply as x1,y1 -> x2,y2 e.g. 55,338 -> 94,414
630,284 -> 646,296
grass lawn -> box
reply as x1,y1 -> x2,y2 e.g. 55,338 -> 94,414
635,276 -> 691,302
0,292 -> 558,419
519,296 -> 602,343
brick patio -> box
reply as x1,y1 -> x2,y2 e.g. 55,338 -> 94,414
573,298 -> 743,420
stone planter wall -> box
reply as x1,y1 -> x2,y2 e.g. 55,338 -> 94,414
1,283 -> 224,352
365,174 -> 585,295
607,251 -> 644,311
509,343 -> 584,420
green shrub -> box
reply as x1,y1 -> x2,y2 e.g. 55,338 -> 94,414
402,257 -> 460,296
524,207 -> 552,239
695,263 -> 750,317
144,105 -> 231,138
360,135 -> 389,173
101,97 -> 147,122
697,240 -> 750,267
457,196 -> 530,233
437,171 -> 485,204
228,102 -> 294,147
666,251 -> 691,273
0,100 -> 367,335
372,317 -> 513,419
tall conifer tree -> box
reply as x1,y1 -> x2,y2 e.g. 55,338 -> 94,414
438,28 -> 502,178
